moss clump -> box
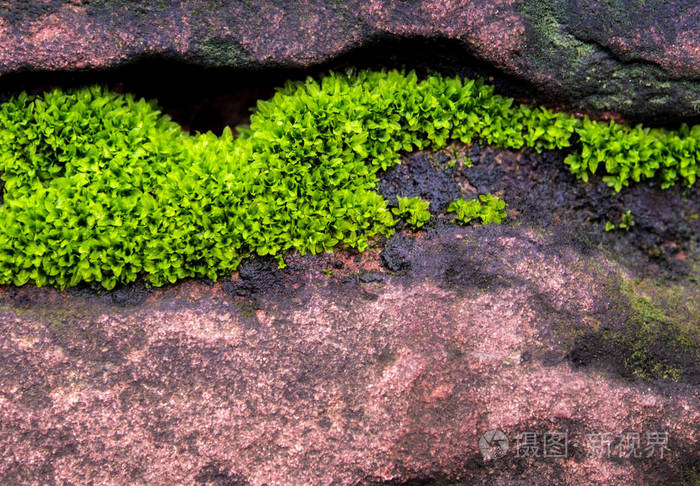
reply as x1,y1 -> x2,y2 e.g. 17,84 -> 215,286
0,69 -> 698,289
391,196 -> 431,228
448,194 -> 507,225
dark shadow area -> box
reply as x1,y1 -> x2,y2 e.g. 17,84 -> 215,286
0,59 -> 286,135
1,36 -> 697,134
0,37 -> 560,135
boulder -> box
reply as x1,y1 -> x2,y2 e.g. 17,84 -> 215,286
0,222 -> 697,485
0,0 -> 698,120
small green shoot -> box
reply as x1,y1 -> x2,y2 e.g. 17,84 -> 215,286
606,210 -> 635,232
619,210 -> 635,230
391,196 -> 431,228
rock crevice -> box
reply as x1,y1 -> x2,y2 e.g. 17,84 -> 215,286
0,0 -> 698,121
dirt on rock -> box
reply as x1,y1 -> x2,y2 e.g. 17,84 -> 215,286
381,234 -> 416,273
428,142 -> 700,278
378,153 -> 461,214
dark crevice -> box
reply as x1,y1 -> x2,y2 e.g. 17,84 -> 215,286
0,37 -> 583,136
1,35 -> 695,132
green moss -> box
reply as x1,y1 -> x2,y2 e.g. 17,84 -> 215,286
448,194 -> 507,225
392,196 -> 431,228
0,70 -> 697,289
561,251 -> 699,382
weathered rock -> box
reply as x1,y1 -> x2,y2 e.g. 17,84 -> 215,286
0,0 -> 698,121
0,222 -> 697,485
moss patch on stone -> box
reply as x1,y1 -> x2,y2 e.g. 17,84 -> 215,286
519,0 -> 700,118
568,262 -> 699,382
191,37 -> 251,67
608,275 -> 698,381
1,70 -> 697,289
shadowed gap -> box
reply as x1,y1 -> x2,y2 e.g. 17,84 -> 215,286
0,37 -> 549,136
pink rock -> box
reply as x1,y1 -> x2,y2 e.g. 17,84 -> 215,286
0,224 -> 697,484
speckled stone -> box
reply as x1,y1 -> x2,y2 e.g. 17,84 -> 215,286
0,0 -> 698,120
0,224 -> 697,485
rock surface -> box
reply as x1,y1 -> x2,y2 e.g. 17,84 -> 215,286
0,0 -> 699,121
1,221 -> 698,485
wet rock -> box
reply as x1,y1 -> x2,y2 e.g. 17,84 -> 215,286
110,281 -> 152,306
227,256 -> 282,296
194,463 -> 250,485
0,1 -> 698,120
359,271 -> 384,283
378,153 -> 461,213
381,233 -> 415,272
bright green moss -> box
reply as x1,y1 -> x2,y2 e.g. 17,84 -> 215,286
0,70 -> 698,289
448,194 -> 508,225
392,196 -> 431,228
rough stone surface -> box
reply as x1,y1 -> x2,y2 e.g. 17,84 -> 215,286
0,0 -> 698,120
0,222 -> 698,485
